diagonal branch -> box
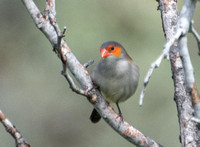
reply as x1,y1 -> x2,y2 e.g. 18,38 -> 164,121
139,23 -> 182,105
61,66 -> 87,96
21,0 -> 163,146
0,110 -> 30,147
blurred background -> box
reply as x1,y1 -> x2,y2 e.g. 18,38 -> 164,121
0,0 -> 199,147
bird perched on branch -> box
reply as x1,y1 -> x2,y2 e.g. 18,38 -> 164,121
90,41 -> 139,123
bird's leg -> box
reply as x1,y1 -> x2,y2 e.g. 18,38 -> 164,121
116,102 -> 123,121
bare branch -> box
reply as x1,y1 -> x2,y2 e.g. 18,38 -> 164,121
190,24 -> 200,55
0,110 -> 30,147
156,0 -> 199,146
178,35 -> 194,91
139,18 -> 182,106
89,91 -> 164,147
170,47 -> 198,146
21,0 -> 163,146
140,0 -> 198,105
44,0 -> 86,97
83,60 -> 94,68
139,52 -> 165,105
61,67 -> 87,96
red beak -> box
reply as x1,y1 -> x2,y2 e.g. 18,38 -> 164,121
100,48 -> 110,58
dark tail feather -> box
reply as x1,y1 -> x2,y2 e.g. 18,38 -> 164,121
90,108 -> 101,123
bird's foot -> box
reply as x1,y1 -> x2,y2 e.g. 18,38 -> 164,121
117,112 -> 124,122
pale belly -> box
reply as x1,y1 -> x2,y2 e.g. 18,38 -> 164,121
99,76 -> 137,103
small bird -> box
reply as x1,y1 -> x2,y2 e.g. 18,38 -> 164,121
90,41 -> 139,123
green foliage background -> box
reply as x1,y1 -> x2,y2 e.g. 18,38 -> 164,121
0,1 -> 199,147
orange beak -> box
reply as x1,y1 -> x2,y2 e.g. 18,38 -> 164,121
100,48 -> 110,58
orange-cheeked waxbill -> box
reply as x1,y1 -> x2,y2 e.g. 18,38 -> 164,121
90,41 -> 139,123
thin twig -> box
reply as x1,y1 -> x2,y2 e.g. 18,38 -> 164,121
61,68 -> 87,96
0,110 -> 30,147
57,26 -> 66,52
139,29 -> 182,106
190,24 -> 200,55
45,0 -> 86,96
83,60 -> 94,68
139,53 -> 164,105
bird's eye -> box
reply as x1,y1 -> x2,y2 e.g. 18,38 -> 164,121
110,46 -> 114,50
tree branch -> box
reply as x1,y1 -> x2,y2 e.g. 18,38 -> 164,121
157,0 -> 199,146
190,23 -> 200,55
21,0 -> 162,146
140,0 -> 198,105
139,18 -> 182,105
0,110 -> 30,147
179,35 -> 194,92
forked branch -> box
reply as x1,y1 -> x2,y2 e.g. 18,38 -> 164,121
21,0 -> 162,146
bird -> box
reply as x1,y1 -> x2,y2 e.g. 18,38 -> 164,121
90,41 -> 139,123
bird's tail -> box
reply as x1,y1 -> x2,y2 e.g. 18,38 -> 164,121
90,108 -> 101,123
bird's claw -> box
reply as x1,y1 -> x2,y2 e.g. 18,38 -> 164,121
117,112 -> 124,122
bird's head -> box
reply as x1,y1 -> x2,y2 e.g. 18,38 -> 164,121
100,41 -> 132,61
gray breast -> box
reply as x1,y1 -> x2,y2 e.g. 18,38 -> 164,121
91,58 -> 139,103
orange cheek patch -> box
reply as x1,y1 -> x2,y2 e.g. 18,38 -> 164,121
111,46 -> 122,58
